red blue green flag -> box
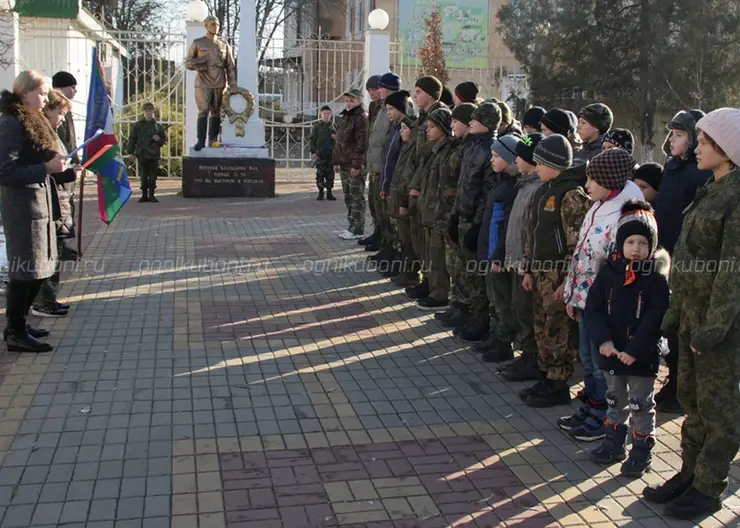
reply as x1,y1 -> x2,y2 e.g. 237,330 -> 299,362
83,47 -> 131,224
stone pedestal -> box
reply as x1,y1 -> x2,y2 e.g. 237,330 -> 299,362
182,156 -> 275,198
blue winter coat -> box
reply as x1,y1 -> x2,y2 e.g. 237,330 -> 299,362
381,122 -> 402,194
585,250 -> 671,378
477,171 -> 518,263
654,156 -> 711,254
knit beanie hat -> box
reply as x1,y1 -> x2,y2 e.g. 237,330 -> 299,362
615,199 -> 659,259
491,135 -> 520,165
497,102 -> 513,125
440,87 -> 454,108
632,162 -> 663,191
415,76 -> 443,101
515,133 -> 543,165
522,106 -> 545,131
451,103 -> 477,126
695,107 -> 740,166
142,102 -> 155,110
470,102 -> 502,132
400,115 -> 415,129
378,72 -> 401,91
384,90 -> 410,114
533,134 -> 573,171
579,103 -> 614,134
587,148 -> 636,190
52,71 -> 77,88
602,128 -> 635,154
453,81 -> 478,104
365,75 -> 380,90
427,107 -> 453,137
541,108 -> 573,136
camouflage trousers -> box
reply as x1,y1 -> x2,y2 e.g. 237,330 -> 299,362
394,215 -> 419,279
445,239 -> 468,305
678,329 -> 740,499
377,193 -> 396,253
339,167 -> 366,235
409,210 -> 426,284
424,227 -> 449,302
532,269 -> 576,381
315,158 -> 334,190
138,158 -> 159,190
457,221 -> 487,321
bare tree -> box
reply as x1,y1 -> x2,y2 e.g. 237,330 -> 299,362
84,0 -> 170,32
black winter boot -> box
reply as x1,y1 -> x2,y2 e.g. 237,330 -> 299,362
435,304 -> 458,321
502,354 -> 541,382
664,488 -> 722,519
589,422 -> 628,464
621,433 -> 655,477
473,331 -> 497,351
454,320 -> 489,343
643,469 -> 694,504
358,229 -> 379,246
139,189 -> 149,202
317,189 -> 325,200
406,281 -> 429,300
194,116 -> 207,151
326,189 -> 336,201
148,189 -> 159,203
519,378 -> 548,402
524,379 -> 571,407
482,341 -> 514,363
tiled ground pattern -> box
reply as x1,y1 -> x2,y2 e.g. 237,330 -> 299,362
0,179 -> 737,528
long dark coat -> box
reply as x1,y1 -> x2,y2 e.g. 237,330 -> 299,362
0,90 -> 61,281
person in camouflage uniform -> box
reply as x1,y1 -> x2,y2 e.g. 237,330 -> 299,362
519,134 -> 590,408
643,108 -> 740,519
407,75 -> 447,300
309,105 -> 336,200
448,102 -> 501,342
333,89 -> 368,239
576,103 -> 613,163
435,103 -> 477,327
127,102 -> 166,202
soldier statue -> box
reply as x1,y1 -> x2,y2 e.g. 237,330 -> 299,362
184,16 -> 238,151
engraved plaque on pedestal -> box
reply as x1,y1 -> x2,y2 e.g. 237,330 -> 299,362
181,157 -> 276,198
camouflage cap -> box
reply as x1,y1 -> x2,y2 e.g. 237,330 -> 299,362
427,107 -> 453,136
578,103 -> 614,134
470,102 -> 502,132
343,88 -> 363,99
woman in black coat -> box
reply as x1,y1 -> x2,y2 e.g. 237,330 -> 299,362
0,70 -> 74,352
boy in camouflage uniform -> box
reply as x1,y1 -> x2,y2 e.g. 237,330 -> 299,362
333,89 -> 368,240
447,102 -> 501,342
519,134 -> 590,408
310,105 -> 336,201
127,103 -> 166,202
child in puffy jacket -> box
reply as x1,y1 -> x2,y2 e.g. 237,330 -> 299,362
559,148 -> 644,442
585,200 -> 669,477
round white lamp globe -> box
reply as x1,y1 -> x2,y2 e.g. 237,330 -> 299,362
367,9 -> 389,31
185,0 -> 209,22
0,0 -> 16,11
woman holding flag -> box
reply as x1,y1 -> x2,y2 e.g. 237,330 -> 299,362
0,70 -> 75,352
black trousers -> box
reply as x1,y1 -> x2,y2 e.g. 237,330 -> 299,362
5,279 -> 44,332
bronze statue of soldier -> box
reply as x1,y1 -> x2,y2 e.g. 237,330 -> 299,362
184,16 -> 238,150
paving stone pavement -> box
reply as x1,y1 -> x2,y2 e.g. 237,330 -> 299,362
0,180 -> 739,528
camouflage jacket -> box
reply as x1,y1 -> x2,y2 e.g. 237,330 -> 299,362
409,101 -> 448,195
454,131 -> 495,223
662,170 -> 740,352
434,137 -> 464,233
419,137 -> 456,229
332,104 -> 367,169
389,138 -> 416,216
57,112 -> 78,164
309,120 -> 335,158
127,119 -> 166,160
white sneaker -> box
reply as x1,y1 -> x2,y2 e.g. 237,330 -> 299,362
339,230 -> 357,240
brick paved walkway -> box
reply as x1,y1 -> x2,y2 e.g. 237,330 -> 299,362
0,180 -> 738,528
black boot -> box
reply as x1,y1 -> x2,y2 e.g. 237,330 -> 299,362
358,229 -> 379,247
643,469 -> 694,504
589,421 -> 628,464
519,378 -> 548,402
482,341 -> 514,363
393,272 -> 419,288
208,116 -> 221,146
326,189 -> 337,201
454,320 -> 489,343
621,434 -> 655,477
148,189 -> 159,203
435,303 -> 459,321
439,309 -> 469,329
655,379 -> 683,414
664,488 -> 722,519
317,189 -> 325,201
473,331 -> 497,351
524,379 -> 571,407
139,189 -> 149,203
3,327 -> 53,353
502,354 -> 541,382
194,116 -> 208,151
406,281 -> 429,300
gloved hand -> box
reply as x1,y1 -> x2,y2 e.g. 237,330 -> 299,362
464,222 -> 481,252
52,168 -> 76,184
448,213 -> 459,244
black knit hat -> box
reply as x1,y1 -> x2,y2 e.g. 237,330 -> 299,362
602,128 -> 634,154
497,101 -> 513,125
587,148 -> 636,190
522,106 -> 545,131
633,162 -> 663,192
541,108 -> 573,136
427,107 -> 452,136
455,81 -> 480,103
415,76 -> 443,101
365,75 -> 380,90
451,103 -> 477,126
142,102 -> 155,110
615,199 -> 659,258
440,87 -> 454,108
385,90 -> 410,115
579,103 -> 614,134
533,134 -> 573,170
470,102 -> 502,132
378,72 -> 401,91
52,71 -> 77,88
515,133 -> 543,165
